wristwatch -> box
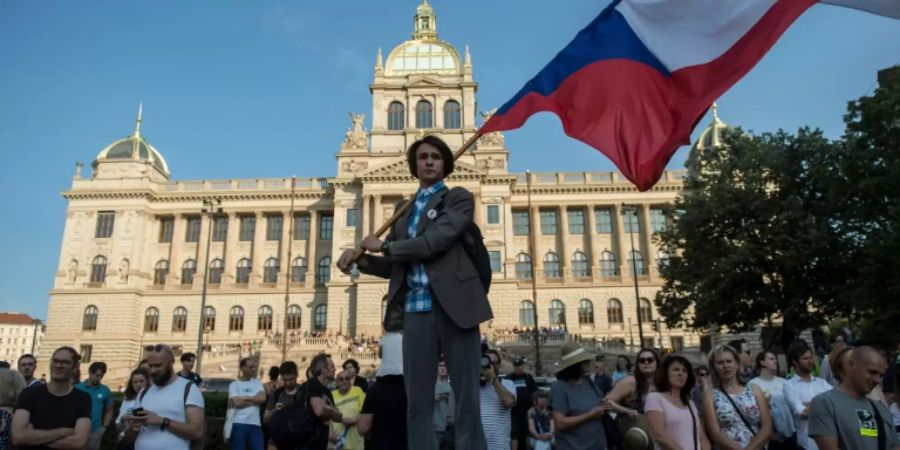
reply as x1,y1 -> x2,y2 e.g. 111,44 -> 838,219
380,240 -> 392,255
160,417 -> 171,431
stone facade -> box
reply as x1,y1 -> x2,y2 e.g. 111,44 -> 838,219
42,2 -> 705,383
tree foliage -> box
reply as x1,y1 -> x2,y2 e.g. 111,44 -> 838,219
655,69 -> 899,343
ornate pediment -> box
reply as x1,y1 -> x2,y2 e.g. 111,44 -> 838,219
360,158 -> 485,179
405,76 -> 443,88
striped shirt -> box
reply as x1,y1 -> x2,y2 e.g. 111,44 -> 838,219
404,180 -> 445,313
480,379 -> 517,450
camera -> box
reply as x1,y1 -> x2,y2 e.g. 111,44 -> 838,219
480,355 -> 492,369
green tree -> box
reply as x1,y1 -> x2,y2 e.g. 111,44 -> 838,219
655,128 -> 852,340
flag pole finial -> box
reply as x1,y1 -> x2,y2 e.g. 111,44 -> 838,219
134,102 -> 143,137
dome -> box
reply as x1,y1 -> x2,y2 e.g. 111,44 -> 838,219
385,41 -> 461,76
687,103 -> 733,173
94,104 -> 170,175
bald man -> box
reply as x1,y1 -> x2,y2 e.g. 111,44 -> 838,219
810,346 -> 899,450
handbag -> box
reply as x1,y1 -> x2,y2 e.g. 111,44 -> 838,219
223,407 -> 236,441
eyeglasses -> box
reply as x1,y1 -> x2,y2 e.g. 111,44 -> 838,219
638,357 -> 656,364
697,372 -> 710,377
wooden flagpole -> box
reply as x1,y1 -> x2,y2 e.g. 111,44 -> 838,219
351,131 -> 483,262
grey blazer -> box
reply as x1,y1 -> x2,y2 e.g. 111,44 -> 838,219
357,186 -> 493,332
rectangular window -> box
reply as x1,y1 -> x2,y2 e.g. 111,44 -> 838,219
539,210 -> 558,235
489,251 -> 502,273
239,216 -> 256,241
650,208 -> 667,233
319,214 -> 333,240
158,217 -> 174,243
293,214 -> 311,240
212,216 -> 228,242
346,208 -> 360,228
567,209 -> 585,234
266,215 -> 283,241
486,205 -> 500,225
95,212 -> 115,238
670,337 -> 685,352
512,211 -> 530,236
623,209 -> 641,233
80,345 -> 93,363
595,208 -> 613,234
185,217 -> 202,242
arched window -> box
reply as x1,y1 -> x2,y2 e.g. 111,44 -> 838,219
543,252 -> 561,279
286,305 -> 302,330
313,304 -> 327,331
549,300 -> 566,326
415,100 -> 433,128
578,299 -> 594,325
209,259 -> 224,284
607,299 -> 624,324
515,253 -> 532,280
181,259 -> 196,285
264,258 -> 280,283
90,256 -> 107,283
388,101 -> 405,130
172,307 -> 188,332
258,306 -> 273,331
154,260 -> 169,285
236,258 -> 252,284
317,256 -> 332,284
571,251 -> 589,277
229,306 -> 244,331
519,300 -> 535,327
291,257 -> 308,283
203,306 -> 216,331
628,250 -> 645,276
600,251 -> 618,277
82,305 -> 98,331
144,307 -> 159,332
656,250 -> 670,270
443,100 -> 461,129
639,298 -> 653,323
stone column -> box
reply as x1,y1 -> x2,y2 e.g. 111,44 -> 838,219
280,211 -> 291,285
196,213 -> 212,281
167,214 -> 187,285
360,194 -> 369,235
530,204 -> 541,279
558,206 -> 569,280
613,204 -> 629,278
585,205 -> 599,279
251,212 -> 266,284
373,195 -> 383,235
473,191 -> 483,227
307,210 -> 319,286
640,204 -> 653,277
222,213 -> 240,284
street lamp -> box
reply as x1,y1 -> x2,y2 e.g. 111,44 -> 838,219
526,170 -> 542,375
196,198 -> 223,376
622,205 -> 646,347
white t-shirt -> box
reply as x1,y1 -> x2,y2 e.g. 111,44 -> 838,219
135,376 -> 205,450
228,378 -> 264,426
749,376 -> 787,399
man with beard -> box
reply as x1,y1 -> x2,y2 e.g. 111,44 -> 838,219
785,343 -> 832,450
11,346 -> 91,450
810,346 -> 898,450
17,353 -> 43,388
128,344 -> 205,450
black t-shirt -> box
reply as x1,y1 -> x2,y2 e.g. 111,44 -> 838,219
361,375 -> 407,450
15,384 -> 92,450
353,375 -> 369,393
506,372 -> 537,417
304,377 -> 334,450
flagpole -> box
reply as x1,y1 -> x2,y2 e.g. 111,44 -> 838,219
351,131 -> 482,262
282,176 -> 296,363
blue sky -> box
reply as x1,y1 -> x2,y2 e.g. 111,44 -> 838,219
0,1 -> 897,320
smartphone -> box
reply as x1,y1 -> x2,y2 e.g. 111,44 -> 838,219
131,407 -> 144,415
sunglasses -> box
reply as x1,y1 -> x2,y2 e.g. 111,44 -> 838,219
697,372 -> 710,377
638,357 -> 656,364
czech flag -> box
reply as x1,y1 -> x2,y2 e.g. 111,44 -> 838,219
480,0 -> 900,191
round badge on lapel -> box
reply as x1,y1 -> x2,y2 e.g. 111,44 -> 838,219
427,209 -> 437,219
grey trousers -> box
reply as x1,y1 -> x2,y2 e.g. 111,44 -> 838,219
86,428 -> 104,450
404,300 -> 486,450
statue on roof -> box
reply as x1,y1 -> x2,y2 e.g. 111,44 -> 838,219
341,112 -> 368,150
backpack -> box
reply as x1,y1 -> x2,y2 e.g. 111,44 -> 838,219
267,383 -> 315,449
446,187 -> 493,294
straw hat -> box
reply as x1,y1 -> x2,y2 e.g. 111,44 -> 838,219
556,342 -> 595,373
622,425 -> 653,450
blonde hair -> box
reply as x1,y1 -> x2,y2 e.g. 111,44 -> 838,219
0,369 -> 26,407
708,345 -> 743,389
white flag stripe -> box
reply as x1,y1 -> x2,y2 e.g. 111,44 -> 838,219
616,0 -> 778,72
821,0 -> 900,19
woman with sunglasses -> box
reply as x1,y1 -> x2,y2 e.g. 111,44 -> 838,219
749,351 -> 794,450
645,355 -> 711,450
703,345 -> 772,450
605,348 -> 660,422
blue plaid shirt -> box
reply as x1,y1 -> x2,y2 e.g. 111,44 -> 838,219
404,180 -> 446,313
